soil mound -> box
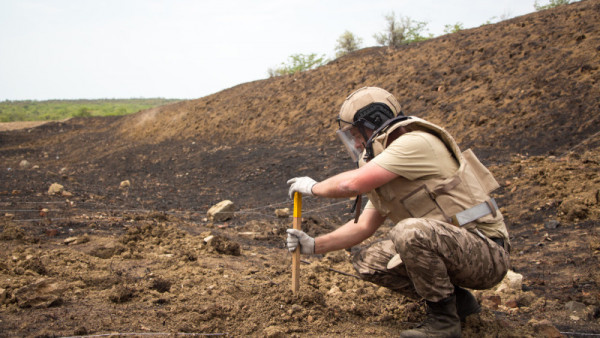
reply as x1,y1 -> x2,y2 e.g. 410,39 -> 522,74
113,0 -> 600,161
0,1 -> 599,336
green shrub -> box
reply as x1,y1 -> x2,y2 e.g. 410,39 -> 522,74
444,22 -> 465,34
374,12 -> 431,47
75,107 -> 92,117
335,31 -> 363,58
268,53 -> 328,77
534,0 -> 572,11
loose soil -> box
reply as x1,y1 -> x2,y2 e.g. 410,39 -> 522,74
0,121 -> 51,132
1,1 -> 600,337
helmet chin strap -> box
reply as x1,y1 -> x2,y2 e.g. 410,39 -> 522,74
356,123 -> 372,150
363,115 -> 411,162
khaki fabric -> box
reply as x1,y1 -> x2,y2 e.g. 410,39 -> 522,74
363,130 -> 457,211
359,117 -> 510,246
351,116 -> 511,302
352,218 -> 510,302
372,130 -> 458,181
338,87 -> 402,124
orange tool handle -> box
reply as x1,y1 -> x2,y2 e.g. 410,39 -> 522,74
291,192 -> 302,294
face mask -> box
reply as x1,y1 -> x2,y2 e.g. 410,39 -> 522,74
336,127 -> 364,163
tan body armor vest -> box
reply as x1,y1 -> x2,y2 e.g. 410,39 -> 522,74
359,117 -> 510,244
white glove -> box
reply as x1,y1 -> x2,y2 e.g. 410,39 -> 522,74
287,177 -> 317,199
286,229 -> 315,254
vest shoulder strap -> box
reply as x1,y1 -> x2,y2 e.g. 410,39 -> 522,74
364,116 -> 411,161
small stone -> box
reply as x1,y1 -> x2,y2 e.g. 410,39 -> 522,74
48,183 -> 64,195
19,160 -> 31,169
0,287 -> 7,300
262,325 -> 286,338
376,287 -> 391,297
120,180 -> 131,189
290,304 -> 302,314
328,285 -> 342,295
544,220 -> 560,229
74,327 -> 88,336
482,295 -> 501,309
275,208 -> 290,218
503,270 -> 523,291
63,237 -> 78,245
532,319 -> 562,338
207,200 -> 235,222
46,229 -> 59,237
109,285 -> 134,303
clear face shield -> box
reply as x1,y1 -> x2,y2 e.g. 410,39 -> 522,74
336,124 -> 366,163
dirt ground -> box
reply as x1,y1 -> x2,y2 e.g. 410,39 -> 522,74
0,121 -> 51,132
1,1 -> 600,337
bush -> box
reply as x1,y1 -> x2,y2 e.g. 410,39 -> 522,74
335,31 -> 363,58
443,22 -> 465,35
534,0 -> 572,10
75,107 -> 92,117
268,53 -> 328,77
374,12 -> 431,47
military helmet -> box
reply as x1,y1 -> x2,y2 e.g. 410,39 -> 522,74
337,87 -> 402,131
336,87 -> 402,162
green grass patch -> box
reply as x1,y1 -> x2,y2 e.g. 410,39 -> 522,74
0,98 -> 182,122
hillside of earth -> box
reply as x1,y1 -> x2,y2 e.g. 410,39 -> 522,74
0,0 -> 599,336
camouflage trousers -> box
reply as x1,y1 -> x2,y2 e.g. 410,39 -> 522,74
352,218 -> 510,302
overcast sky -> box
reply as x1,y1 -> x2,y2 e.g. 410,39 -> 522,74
0,0 -> 540,101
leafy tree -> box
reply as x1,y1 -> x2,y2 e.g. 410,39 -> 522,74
335,30 -> 363,58
268,53 -> 328,77
534,0 -> 571,10
373,12 -> 431,47
443,22 -> 465,34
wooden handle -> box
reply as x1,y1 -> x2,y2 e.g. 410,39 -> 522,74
292,192 -> 302,295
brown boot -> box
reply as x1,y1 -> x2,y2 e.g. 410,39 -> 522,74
400,295 -> 461,338
454,285 -> 481,321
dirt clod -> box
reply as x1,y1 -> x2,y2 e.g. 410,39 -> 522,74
109,285 -> 135,303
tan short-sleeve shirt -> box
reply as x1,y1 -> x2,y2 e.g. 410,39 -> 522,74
365,130 -> 459,209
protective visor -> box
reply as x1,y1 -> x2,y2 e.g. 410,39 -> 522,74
336,127 -> 364,163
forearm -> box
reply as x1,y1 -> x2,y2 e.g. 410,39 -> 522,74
310,161 -> 398,199
315,223 -> 372,253
311,170 -> 361,198
314,209 -> 384,254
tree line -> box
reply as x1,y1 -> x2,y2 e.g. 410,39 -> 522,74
268,0 -> 577,76
0,98 -> 181,122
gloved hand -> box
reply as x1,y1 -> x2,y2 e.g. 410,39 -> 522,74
286,229 -> 315,254
287,177 -> 317,199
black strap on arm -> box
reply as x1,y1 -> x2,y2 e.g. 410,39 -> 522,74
350,194 -> 362,223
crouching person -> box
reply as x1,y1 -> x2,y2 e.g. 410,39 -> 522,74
286,87 -> 510,337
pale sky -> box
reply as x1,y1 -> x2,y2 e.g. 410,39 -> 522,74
0,0 -> 539,101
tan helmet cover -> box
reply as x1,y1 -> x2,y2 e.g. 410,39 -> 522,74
338,87 -> 401,128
